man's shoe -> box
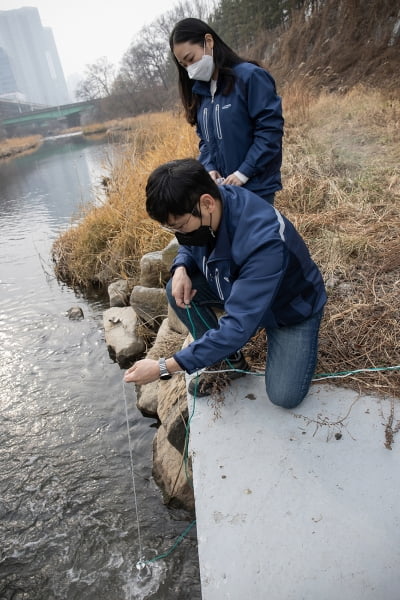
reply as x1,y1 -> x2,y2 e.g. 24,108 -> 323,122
188,351 -> 249,397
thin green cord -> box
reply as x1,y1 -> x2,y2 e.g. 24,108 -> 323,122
145,519 -> 197,564
313,364 -> 400,380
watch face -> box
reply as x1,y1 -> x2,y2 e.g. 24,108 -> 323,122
160,372 -> 172,380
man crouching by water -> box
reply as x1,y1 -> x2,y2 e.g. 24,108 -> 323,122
124,158 -> 326,408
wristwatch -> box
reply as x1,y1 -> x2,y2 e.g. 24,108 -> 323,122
159,357 -> 172,380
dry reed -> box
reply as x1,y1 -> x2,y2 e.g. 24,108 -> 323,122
0,135 -> 42,159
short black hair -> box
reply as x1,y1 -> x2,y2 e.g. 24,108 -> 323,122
145,158 -> 221,224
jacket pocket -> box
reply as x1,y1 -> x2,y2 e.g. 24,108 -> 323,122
214,104 -> 222,139
202,108 -> 209,142
214,268 -> 224,300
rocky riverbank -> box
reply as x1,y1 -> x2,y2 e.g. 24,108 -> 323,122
102,238 -> 195,512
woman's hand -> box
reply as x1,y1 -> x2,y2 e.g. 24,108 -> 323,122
124,359 -> 159,385
172,266 -> 197,308
224,173 -> 244,186
208,170 -> 223,182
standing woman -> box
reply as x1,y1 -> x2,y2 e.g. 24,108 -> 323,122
169,17 -> 284,203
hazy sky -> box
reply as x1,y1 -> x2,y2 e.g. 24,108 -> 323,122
1,0 -> 178,79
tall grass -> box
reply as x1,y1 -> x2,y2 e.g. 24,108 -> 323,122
0,135 -> 42,159
52,88 -> 400,398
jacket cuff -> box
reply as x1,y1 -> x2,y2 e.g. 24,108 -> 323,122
234,170 -> 249,184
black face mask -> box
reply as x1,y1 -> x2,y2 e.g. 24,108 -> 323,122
175,225 -> 215,247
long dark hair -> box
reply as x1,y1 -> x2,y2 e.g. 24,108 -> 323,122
169,18 -> 255,125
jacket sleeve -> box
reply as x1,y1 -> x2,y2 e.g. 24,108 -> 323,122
238,68 -> 284,178
173,206 -> 288,373
171,243 -> 199,276
197,123 -> 216,173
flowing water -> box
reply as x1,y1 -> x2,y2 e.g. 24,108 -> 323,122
0,136 -> 200,600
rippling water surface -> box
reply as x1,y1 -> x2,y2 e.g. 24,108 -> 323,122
0,138 -> 200,600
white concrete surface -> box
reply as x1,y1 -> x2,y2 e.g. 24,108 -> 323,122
188,376 -> 400,600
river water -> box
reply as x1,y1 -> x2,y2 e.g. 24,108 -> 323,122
0,136 -> 200,600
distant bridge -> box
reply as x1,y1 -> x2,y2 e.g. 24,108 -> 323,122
1,100 -> 97,136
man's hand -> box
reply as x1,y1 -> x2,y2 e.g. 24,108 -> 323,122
124,357 -> 181,385
124,359 -> 159,385
172,266 -> 197,308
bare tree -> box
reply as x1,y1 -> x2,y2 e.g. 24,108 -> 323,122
76,57 -> 116,101
117,0 -> 217,100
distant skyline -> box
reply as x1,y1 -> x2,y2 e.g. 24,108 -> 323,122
0,7 -> 70,105
0,0 -> 178,81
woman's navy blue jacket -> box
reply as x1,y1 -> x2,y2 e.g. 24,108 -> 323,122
171,186 -> 327,374
193,62 -> 284,200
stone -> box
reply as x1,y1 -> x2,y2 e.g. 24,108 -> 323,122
136,381 -> 159,418
103,306 -> 145,366
158,375 -> 188,454
145,318 -> 187,362
108,279 -> 130,307
66,306 -> 84,320
152,424 -> 194,511
167,304 -> 189,335
161,238 -> 179,271
130,286 -> 167,329
140,251 -> 170,287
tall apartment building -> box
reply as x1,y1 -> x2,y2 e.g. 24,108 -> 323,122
0,7 -> 70,106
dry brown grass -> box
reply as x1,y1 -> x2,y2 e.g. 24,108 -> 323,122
0,135 -> 42,159
52,111 -> 197,288
272,85 -> 399,398
52,87 -> 400,398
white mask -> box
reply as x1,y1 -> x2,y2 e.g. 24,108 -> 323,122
186,48 -> 215,82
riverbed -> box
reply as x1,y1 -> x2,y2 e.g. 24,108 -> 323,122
0,136 -> 200,599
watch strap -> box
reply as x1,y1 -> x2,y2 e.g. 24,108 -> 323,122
159,357 -> 172,380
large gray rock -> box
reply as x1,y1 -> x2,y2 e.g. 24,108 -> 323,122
130,286 -> 167,329
161,238 -> 179,271
140,251 -> 171,287
103,306 -> 145,366
157,374 -> 188,454
167,304 -> 189,335
152,424 -> 194,511
108,279 -> 130,307
135,381 -> 159,418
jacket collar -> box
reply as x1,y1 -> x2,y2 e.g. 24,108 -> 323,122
192,79 -> 213,97
206,193 -> 232,262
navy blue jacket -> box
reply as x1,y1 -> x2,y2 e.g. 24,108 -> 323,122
193,62 -> 284,200
172,186 -> 327,374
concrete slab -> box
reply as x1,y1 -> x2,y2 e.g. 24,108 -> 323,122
188,376 -> 400,600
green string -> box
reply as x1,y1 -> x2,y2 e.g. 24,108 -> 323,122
313,364 -> 400,380
145,519 -> 197,564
